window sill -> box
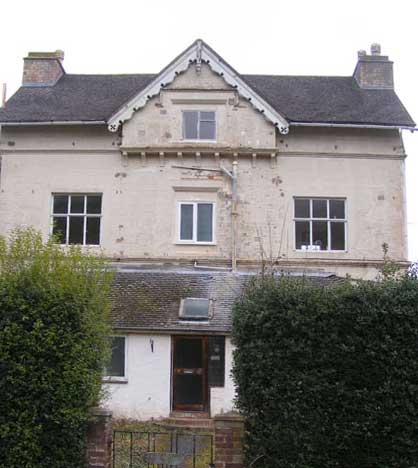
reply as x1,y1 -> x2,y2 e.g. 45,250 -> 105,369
294,249 -> 348,254
102,377 -> 128,384
176,241 -> 217,246
56,244 -> 102,247
180,139 -> 217,144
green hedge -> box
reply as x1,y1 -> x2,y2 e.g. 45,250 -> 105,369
232,272 -> 418,468
0,229 -> 113,468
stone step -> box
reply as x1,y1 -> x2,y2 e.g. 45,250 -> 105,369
157,413 -> 214,432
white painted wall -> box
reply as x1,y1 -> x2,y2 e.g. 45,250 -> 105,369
102,334 -> 236,420
103,334 -> 172,420
210,337 -> 236,416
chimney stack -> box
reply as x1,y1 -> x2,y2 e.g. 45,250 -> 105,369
353,43 -> 394,89
22,50 -> 65,86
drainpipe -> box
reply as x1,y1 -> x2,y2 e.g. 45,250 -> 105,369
221,161 -> 238,272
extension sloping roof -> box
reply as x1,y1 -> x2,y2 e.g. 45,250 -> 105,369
109,267 -> 345,333
0,72 -> 414,127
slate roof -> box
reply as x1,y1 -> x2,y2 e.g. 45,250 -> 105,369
109,266 -> 345,333
0,72 -> 414,127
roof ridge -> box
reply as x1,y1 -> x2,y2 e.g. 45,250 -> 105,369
243,74 -> 353,79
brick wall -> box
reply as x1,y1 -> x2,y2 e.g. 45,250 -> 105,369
214,412 -> 244,468
86,408 -> 113,468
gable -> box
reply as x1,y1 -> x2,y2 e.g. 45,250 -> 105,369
107,39 -> 290,134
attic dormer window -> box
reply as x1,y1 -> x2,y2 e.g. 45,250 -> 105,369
179,298 -> 212,321
182,111 -> 216,140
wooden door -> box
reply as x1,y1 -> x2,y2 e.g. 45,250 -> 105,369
172,336 -> 207,411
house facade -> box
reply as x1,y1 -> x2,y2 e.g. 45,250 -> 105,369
0,40 -> 414,420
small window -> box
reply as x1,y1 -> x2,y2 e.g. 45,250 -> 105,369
178,202 -> 215,244
179,298 -> 212,321
105,336 -> 126,379
183,111 -> 216,140
294,198 -> 346,251
51,194 -> 102,245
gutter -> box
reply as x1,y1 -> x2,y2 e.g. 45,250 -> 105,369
290,122 -> 417,132
0,120 -> 106,126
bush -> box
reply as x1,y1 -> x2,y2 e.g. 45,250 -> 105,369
232,273 -> 418,468
0,229 -> 113,468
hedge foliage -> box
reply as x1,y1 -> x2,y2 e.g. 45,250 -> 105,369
0,229 -> 113,468
232,270 -> 418,468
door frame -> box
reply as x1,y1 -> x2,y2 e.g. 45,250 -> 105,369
171,335 -> 208,412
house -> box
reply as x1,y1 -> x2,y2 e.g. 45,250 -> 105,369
0,40 -> 414,421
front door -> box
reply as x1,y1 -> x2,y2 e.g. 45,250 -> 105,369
172,336 -> 207,411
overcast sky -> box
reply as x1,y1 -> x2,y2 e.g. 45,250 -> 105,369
1,0 -> 417,260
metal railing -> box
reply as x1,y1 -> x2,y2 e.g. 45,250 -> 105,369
113,430 -> 214,468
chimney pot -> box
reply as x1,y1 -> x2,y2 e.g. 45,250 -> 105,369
358,50 -> 367,58
371,43 -> 381,55
22,50 -> 65,86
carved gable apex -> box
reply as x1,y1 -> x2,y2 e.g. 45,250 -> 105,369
108,39 -> 289,134
165,63 -> 231,90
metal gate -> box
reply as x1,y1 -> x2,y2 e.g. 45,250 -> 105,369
113,430 -> 214,468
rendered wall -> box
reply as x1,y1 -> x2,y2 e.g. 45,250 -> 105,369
210,337 -> 236,416
103,334 -> 172,420
0,139 -> 406,280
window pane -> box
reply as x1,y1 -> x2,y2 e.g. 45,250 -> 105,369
197,203 -> 213,242
181,298 -> 210,320
52,217 -> 67,244
183,111 -> 198,139
87,195 -> 102,214
295,199 -> 310,218
180,204 -> 193,240
70,195 -> 84,214
53,195 -> 68,214
312,199 -> 327,218
295,221 -> 310,249
330,199 -> 345,219
106,337 -> 125,377
312,221 -> 328,250
86,217 -> 100,245
69,217 -> 84,244
200,111 -> 215,121
199,120 -> 215,140
331,222 -> 345,250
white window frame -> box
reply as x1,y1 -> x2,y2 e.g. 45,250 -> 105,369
177,201 -> 216,245
182,110 -> 216,141
293,197 -> 347,252
50,193 -> 102,246
103,335 -> 128,383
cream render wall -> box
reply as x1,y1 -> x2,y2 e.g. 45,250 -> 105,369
102,334 -> 235,419
0,132 -> 406,279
